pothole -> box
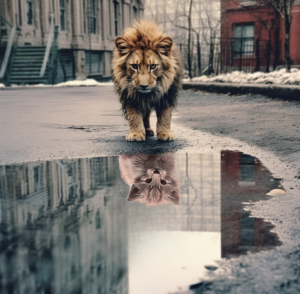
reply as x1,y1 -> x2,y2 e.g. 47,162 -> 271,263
0,151 -> 285,293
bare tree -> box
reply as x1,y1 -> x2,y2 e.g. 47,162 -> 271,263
165,0 -> 194,78
187,0 -> 193,79
266,0 -> 294,72
145,0 -> 220,77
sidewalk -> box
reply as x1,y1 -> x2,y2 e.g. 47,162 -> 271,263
182,82 -> 300,101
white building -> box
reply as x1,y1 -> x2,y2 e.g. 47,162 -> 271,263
0,0 -> 144,85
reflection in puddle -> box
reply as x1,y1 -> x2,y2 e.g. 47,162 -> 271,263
0,151 -> 283,294
119,154 -> 179,205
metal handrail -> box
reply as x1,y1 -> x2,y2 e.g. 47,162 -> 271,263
40,14 -> 55,77
0,14 -> 13,27
0,14 -> 16,79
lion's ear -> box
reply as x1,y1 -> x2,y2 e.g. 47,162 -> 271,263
157,37 -> 173,56
115,36 -> 130,55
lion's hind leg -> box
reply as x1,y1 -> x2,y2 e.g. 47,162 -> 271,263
126,106 -> 145,142
143,111 -> 155,137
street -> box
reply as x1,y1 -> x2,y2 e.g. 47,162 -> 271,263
0,86 -> 299,293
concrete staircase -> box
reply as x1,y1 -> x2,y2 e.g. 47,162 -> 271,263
8,46 -> 50,85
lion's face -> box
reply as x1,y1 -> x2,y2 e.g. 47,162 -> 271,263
126,49 -> 162,93
112,22 -> 177,96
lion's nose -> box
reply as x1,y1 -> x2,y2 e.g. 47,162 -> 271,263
140,84 -> 149,89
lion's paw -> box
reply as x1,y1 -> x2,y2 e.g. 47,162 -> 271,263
146,128 -> 155,137
126,133 -> 145,142
157,132 -> 175,141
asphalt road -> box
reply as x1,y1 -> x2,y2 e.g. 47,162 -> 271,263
0,86 -> 299,293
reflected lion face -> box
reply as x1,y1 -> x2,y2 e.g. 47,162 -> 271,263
119,154 -> 180,205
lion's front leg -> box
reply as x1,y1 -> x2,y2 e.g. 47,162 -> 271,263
156,107 -> 175,141
143,111 -> 155,137
126,106 -> 145,141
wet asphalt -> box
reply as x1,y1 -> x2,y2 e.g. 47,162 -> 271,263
0,86 -> 299,293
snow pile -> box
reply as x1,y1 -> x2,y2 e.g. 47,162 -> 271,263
55,79 -> 113,87
190,68 -> 300,85
0,83 -> 5,88
8,79 -> 113,88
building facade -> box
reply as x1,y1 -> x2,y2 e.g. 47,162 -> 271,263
221,0 -> 300,72
0,0 -> 144,82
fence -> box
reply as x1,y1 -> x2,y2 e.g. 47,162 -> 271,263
208,37 -> 280,75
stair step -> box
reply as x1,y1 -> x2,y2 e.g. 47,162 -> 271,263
11,70 -> 44,74
14,56 -> 44,59
13,59 -> 44,64
11,69 -> 48,74
17,46 -> 46,50
10,74 -> 48,78
15,52 -> 45,56
12,65 -> 43,69
13,60 -> 43,64
12,66 -> 43,70
10,72 -> 48,77
14,56 -> 44,60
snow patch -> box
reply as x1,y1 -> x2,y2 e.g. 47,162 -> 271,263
191,68 -> 300,85
0,83 -> 5,88
54,79 -> 113,87
7,79 -> 113,88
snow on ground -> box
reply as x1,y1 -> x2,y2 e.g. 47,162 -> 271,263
188,68 -> 300,85
0,83 -> 5,88
8,79 -> 113,88
54,79 -> 113,87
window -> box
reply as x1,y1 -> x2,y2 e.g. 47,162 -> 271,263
233,24 -> 254,54
85,51 -> 104,74
238,154 -> 255,187
90,0 -> 97,34
133,6 -> 138,20
60,0 -> 66,30
27,0 -> 34,25
114,1 -> 119,36
33,166 -> 40,192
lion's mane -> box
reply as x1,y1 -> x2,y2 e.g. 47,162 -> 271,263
112,21 -> 182,117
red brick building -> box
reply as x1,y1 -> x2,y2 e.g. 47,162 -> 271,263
220,0 -> 300,72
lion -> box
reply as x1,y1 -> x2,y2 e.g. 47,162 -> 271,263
112,21 -> 183,142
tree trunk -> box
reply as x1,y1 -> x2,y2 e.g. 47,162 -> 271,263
187,0 -> 193,79
265,29 -> 272,72
196,33 -> 201,76
283,0 -> 292,73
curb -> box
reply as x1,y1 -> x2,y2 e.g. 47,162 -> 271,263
182,82 -> 300,101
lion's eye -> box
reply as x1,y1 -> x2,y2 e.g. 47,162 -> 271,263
150,64 -> 157,70
131,64 -> 138,70
146,178 -> 152,183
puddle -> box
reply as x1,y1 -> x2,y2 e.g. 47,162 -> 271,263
0,151 -> 284,294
